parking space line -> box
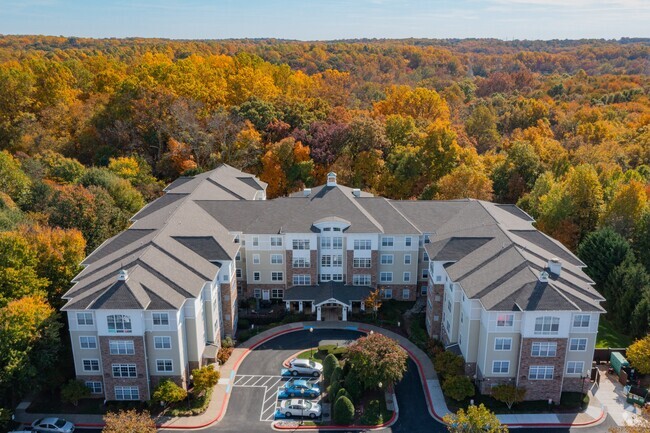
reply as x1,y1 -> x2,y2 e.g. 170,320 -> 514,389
259,376 -> 273,387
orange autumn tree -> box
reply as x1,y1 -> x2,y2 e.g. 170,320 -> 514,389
260,137 -> 314,198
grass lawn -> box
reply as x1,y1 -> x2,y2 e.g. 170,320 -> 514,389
596,317 -> 633,348
297,349 -> 324,361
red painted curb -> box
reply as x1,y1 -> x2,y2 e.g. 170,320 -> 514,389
272,409 -> 397,430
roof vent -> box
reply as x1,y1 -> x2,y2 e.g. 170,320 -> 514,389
539,270 -> 549,283
352,188 -> 361,197
327,172 -> 337,187
117,269 -> 129,281
548,258 -> 562,277
303,188 -> 312,197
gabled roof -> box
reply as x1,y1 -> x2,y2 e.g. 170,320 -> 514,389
284,282 -> 372,306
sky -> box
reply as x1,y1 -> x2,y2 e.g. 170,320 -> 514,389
0,0 -> 648,41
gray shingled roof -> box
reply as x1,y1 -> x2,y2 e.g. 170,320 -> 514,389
284,282 -> 372,306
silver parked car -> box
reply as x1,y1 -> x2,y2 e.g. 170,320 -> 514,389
288,358 -> 323,377
280,399 -> 321,419
31,418 -> 75,433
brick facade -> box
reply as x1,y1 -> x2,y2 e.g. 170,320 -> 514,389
377,284 -> 418,301
517,337 -> 568,403
98,335 -> 150,401
345,250 -> 378,287
286,250 -> 319,287
562,377 -> 587,394
427,282 -> 444,339
78,374 -> 105,398
220,282 -> 236,336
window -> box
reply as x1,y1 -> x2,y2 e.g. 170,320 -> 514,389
293,258 -> 310,268
404,254 -> 412,265
381,254 -> 394,265
252,236 -> 259,247
254,288 -> 261,299
534,316 -> 560,335
156,359 -> 173,372
403,272 -> 411,282
333,227 -> 341,232
321,237 -> 331,249
422,285 -> 428,295
82,359 -> 100,372
423,252 -> 429,261
80,336 -> 97,349
77,312 -> 93,326
353,274 -> 371,286
405,237 -> 412,247
320,273 -> 331,282
353,258 -> 371,268
353,239 -> 371,250
85,381 -> 102,394
332,255 -> 342,266
271,288 -> 284,298
492,361 -> 510,374
253,271 -> 260,281
573,314 -> 590,328
253,254 -> 260,264
323,227 -> 331,231
152,312 -> 169,326
107,315 -> 132,333
115,386 -> 139,401
236,269 -> 242,278
570,338 -> 587,351
567,361 -> 585,375
271,254 -> 283,264
109,340 -> 135,355
271,272 -> 283,281
447,300 -> 452,312
332,237 -> 343,249
321,255 -> 332,267
494,338 -> 512,351
384,288 -> 393,299
531,342 -> 557,357
234,234 -> 240,244
529,366 -> 554,380
380,272 -> 393,283
436,275 -> 442,282
496,314 -> 514,327
421,269 -> 429,279
292,239 -> 310,250
235,252 -> 241,261
382,237 -> 394,247
424,234 -> 431,244
154,336 -> 172,349
112,364 -> 137,378
271,236 -> 283,247
293,275 -> 311,285
402,289 -> 410,300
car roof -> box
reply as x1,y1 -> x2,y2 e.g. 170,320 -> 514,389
39,417 -> 64,423
293,379 -> 308,386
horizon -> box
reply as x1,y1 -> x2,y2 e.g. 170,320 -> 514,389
1,0 -> 649,41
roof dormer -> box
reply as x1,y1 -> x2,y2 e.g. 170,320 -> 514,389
327,172 -> 337,187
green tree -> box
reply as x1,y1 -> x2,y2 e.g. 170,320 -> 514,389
492,142 -> 542,203
345,333 -> 407,390
38,151 -> 86,184
443,404 -> 508,433
626,335 -> 650,374
601,180 -> 647,238
329,366 -> 343,399
153,379 -> 187,405
632,210 -> 650,271
577,227 -> 630,290
192,364 -> 220,395
323,353 -> 339,385
343,368 -> 363,401
336,387 -> 351,402
79,167 -> 145,214
490,385 -> 526,409
433,351 -> 464,378
61,380 -> 90,406
442,376 -> 475,401
0,151 -> 31,204
564,164 -> 604,242
103,409 -> 156,433
333,395 -> 355,425
0,231 -> 49,307
465,105 -> 500,153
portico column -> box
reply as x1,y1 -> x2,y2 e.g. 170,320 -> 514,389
317,306 -> 322,321
299,301 -> 303,313
285,301 -> 290,311
360,301 -> 365,312
342,305 -> 347,321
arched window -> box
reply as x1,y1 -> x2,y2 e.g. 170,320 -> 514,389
107,315 -> 132,333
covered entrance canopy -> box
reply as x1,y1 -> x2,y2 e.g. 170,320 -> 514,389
283,281 -> 372,321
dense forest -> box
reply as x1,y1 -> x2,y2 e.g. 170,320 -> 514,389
0,35 -> 649,417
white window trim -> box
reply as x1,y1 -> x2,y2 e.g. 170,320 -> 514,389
76,312 -> 94,326
82,359 -> 100,372
152,312 -> 169,326
154,336 -> 172,350
109,340 -> 135,355
569,338 -> 588,351
381,254 -> 394,265
529,365 -> 554,380
492,360 -> 510,374
79,336 -> 97,349
496,314 -> 514,327
85,381 -> 103,394
494,338 -> 512,351
156,359 -> 174,373
253,254 -> 260,264
531,341 -> 557,357
380,272 -> 393,283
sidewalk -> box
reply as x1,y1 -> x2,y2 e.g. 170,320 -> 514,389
15,321 -> 607,429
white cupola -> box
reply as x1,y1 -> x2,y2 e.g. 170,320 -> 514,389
327,172 -> 337,187
117,269 -> 129,281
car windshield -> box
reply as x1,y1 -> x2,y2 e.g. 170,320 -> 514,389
309,360 -> 316,367
55,419 -> 67,428
304,401 -> 312,410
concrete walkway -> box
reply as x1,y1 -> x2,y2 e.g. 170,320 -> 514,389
592,365 -> 646,427
15,321 -> 607,429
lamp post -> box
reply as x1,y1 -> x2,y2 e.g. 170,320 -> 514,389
309,327 -> 314,359
187,374 -> 194,410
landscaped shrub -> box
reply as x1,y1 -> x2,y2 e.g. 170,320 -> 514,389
359,399 -> 383,425
237,319 -> 249,330
426,338 -> 444,359
221,337 -> 235,348
217,346 -> 234,364
192,364 -> 220,395
333,395 -> 355,425
491,384 -> 526,409
434,350 -> 464,378
343,368 -> 363,401
166,388 -> 213,417
323,353 -> 339,384
336,387 -> 351,402
153,379 -> 187,405
328,366 -> 343,399
60,380 -> 90,406
442,375 -> 475,401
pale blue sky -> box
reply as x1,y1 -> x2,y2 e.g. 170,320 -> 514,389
1,0 -> 648,40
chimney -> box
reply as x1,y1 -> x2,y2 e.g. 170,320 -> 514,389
539,270 -> 549,283
548,258 -> 562,277
326,172 -> 337,187
117,269 -> 129,281
303,188 -> 312,197
352,188 -> 361,197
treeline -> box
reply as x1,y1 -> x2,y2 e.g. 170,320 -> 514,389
0,36 -> 649,416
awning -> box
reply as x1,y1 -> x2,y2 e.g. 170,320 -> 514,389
283,281 -> 372,307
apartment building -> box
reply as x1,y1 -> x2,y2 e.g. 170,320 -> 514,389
62,167 -> 603,401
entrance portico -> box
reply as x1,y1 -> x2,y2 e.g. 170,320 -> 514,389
283,281 -> 371,322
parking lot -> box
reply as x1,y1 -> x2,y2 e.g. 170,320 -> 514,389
232,374 -> 321,422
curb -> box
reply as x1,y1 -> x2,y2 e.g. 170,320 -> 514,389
271,405 -> 398,431
281,348 -> 316,368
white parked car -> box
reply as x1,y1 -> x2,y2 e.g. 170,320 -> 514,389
280,399 -> 321,419
288,358 -> 323,377
31,417 -> 75,433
